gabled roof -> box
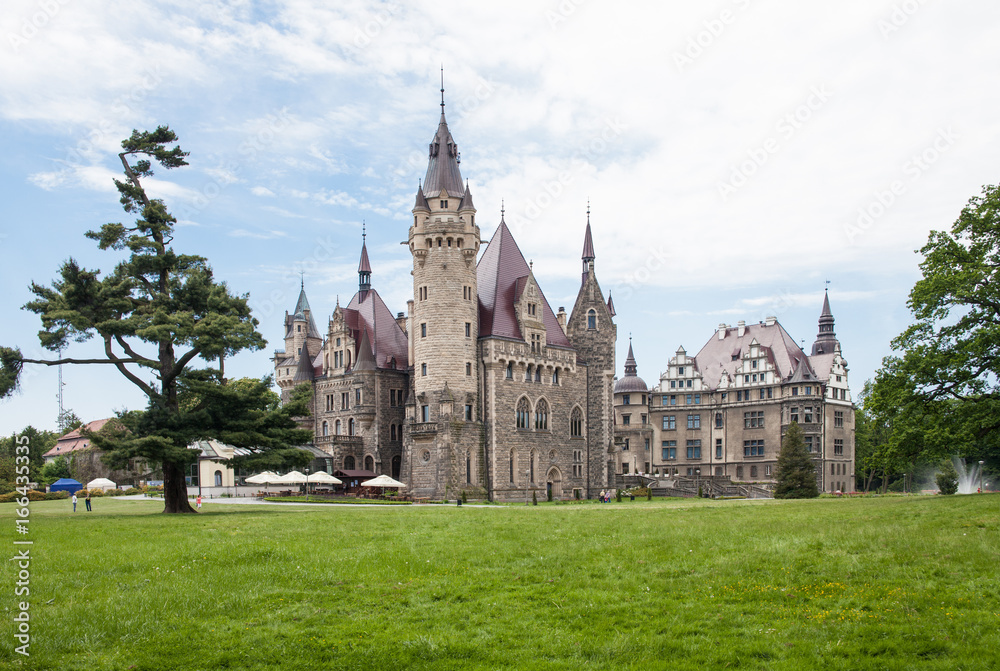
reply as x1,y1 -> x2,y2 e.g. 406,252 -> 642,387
44,418 -> 111,458
422,111 -> 465,198
345,288 -> 409,369
477,219 -> 572,348
693,321 -> 814,390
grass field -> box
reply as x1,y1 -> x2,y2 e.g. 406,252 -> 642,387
2,495 -> 998,670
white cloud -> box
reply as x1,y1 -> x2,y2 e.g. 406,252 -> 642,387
251,186 -> 276,197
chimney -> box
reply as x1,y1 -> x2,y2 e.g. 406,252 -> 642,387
717,323 -> 727,340
557,307 -> 567,333
764,315 -> 777,326
737,320 -> 746,337
396,311 -> 407,334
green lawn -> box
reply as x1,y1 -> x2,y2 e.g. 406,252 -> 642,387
2,495 -> 998,670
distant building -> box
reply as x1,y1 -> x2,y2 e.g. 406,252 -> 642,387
612,294 -> 855,492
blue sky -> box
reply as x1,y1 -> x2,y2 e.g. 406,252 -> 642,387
2,0 -> 999,435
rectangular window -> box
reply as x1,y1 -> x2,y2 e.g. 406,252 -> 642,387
622,414 -> 631,426
715,438 -> 722,459
686,394 -> 692,405
805,386 -> 813,395
465,322 -> 471,337
750,465 -> 758,478
767,387 -> 773,399
759,389 -> 766,400
743,439 -> 765,457
670,395 -> 677,405
765,465 -> 772,476
466,362 -> 472,376
662,415 -> 676,430
790,406 -> 799,423
465,404 -> 473,421
743,410 -> 764,429
661,441 -> 677,460
421,363 -> 427,376
641,414 -> 647,425
421,405 -> 429,422
686,414 -> 701,429
671,380 -> 676,388
715,413 -> 723,428
355,388 -> 361,405
694,394 -> 701,405
736,465 -> 743,479
804,406 -> 814,423
792,387 -> 799,396
623,394 -> 630,405
805,436 -> 814,453
834,410 -> 844,428
834,439 -> 844,456
421,323 -> 427,337
686,440 -> 702,459
686,380 -> 692,388
341,392 -> 349,410
644,439 -> 650,451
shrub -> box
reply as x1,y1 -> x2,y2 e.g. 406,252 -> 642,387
89,489 -> 105,497
936,460 -> 959,495
532,490 -> 537,506
0,492 -> 17,503
27,490 -> 46,501
616,489 -> 622,502
461,490 -> 468,504
124,487 -> 141,495
45,491 -> 70,500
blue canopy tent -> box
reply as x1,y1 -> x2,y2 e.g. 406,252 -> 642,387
50,478 -> 83,493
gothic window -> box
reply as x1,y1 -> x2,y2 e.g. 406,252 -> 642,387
506,362 -> 513,379
552,368 -> 559,385
335,419 -> 341,435
587,309 -> 597,330
344,455 -> 355,470
390,424 -> 397,441
534,366 -> 541,383
530,450 -> 536,482
365,455 -> 374,471
516,397 -> 531,429
570,407 -> 583,437
322,421 -> 328,437
509,450 -> 516,483
525,365 -> 532,382
348,418 -> 355,436
535,399 -> 549,431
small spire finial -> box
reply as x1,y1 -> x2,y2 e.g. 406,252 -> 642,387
587,199 -> 590,224
500,199 -> 505,221
299,270 -> 304,288
825,279 -> 830,290
362,219 -> 366,244
440,65 -> 445,113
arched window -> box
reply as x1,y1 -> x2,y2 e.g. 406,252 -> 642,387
509,450 -> 516,483
365,455 -> 374,472
525,364 -> 533,382
587,309 -> 597,330
506,362 -> 513,379
516,397 -> 531,429
466,451 -> 471,484
392,455 -> 401,479
390,424 -> 397,441
534,367 -> 541,383
530,450 -> 536,483
348,418 -> 355,436
535,399 -> 549,431
335,419 -> 341,435
570,407 -> 583,437
344,455 -> 355,470
322,421 -> 328,436
552,368 -> 559,385
214,470 -> 222,487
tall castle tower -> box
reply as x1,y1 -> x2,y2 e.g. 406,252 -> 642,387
404,86 -> 483,499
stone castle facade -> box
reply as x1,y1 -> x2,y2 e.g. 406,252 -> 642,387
612,294 -> 856,493
273,96 -> 856,499
274,101 -> 616,501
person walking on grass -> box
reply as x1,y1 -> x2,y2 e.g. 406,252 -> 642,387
85,491 -> 92,512
72,492 -> 78,512
196,495 -> 202,510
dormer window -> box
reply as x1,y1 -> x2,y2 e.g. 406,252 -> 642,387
441,200 -> 448,208
527,303 -> 536,316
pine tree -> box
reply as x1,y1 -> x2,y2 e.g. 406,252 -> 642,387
774,422 -> 819,499
0,127 -> 311,513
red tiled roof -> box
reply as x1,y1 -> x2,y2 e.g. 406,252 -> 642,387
44,418 -> 111,458
477,220 -> 572,348
345,288 -> 409,369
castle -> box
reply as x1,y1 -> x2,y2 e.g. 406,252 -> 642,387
612,293 -> 856,493
273,99 -> 616,501
272,96 -> 856,499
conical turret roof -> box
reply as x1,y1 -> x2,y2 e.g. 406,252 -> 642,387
353,328 -> 377,372
422,110 -> 465,198
293,348 -> 316,383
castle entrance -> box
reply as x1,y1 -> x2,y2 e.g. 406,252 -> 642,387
546,466 -> 562,500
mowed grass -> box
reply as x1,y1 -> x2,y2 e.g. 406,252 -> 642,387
2,495 -> 998,670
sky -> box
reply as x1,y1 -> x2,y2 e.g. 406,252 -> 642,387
2,0 -> 999,436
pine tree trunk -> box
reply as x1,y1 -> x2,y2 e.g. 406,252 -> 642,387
162,460 -> 196,513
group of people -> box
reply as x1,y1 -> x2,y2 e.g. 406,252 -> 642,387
598,489 -> 616,503
70,491 -> 92,512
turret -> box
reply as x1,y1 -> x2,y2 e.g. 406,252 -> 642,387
811,289 -> 840,355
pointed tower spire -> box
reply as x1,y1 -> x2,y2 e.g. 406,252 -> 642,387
624,337 -> 637,376
614,335 -> 647,393
581,203 -> 596,283
359,222 -> 371,293
811,288 -> 839,355
423,74 -> 465,198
